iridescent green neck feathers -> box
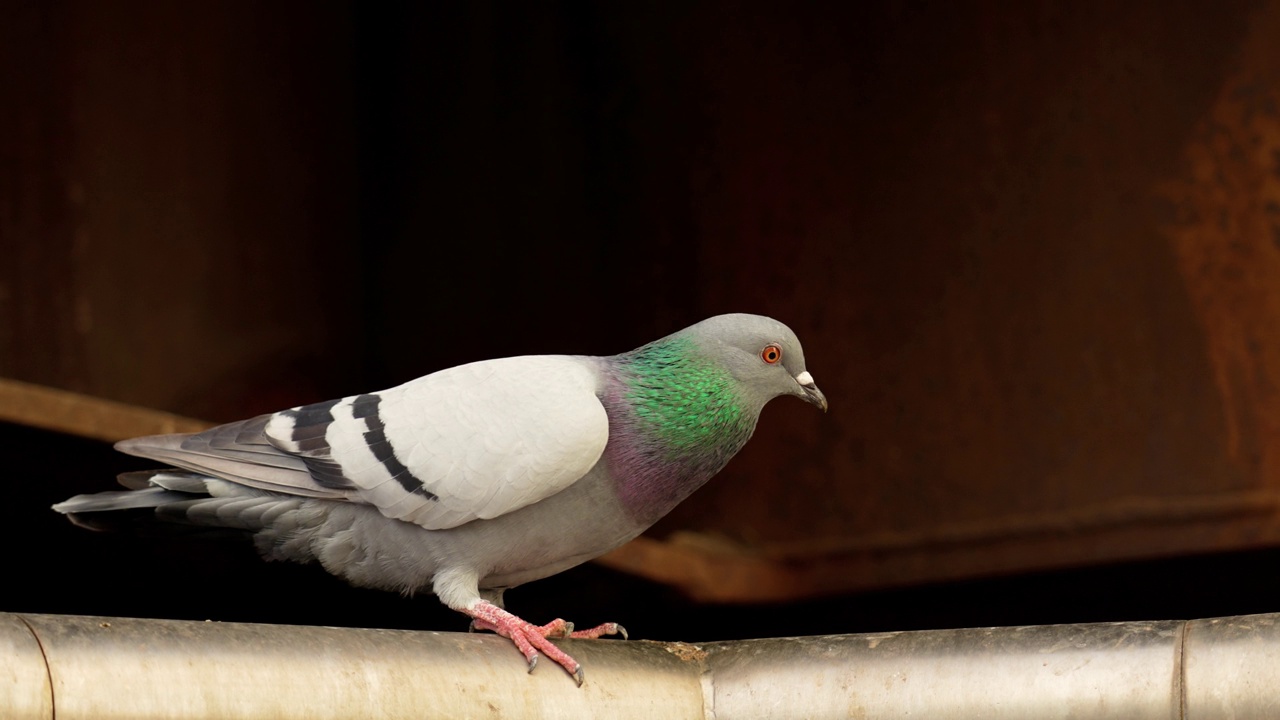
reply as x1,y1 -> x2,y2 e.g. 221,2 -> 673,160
619,336 -> 753,454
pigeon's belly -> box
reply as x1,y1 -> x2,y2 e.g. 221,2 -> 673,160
284,461 -> 640,595
463,463 -> 642,590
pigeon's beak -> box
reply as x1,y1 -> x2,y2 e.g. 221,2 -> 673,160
794,371 -> 828,412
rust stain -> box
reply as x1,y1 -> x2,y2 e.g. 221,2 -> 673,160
661,642 -> 710,664
1159,1 -> 1280,482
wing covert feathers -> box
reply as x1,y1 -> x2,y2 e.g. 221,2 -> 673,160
112,355 -> 610,530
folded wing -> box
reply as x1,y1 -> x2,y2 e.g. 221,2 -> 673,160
117,355 -> 610,530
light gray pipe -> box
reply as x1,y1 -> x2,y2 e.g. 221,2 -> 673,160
2,611 -> 1277,719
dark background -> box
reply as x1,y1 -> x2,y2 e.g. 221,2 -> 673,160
8,0 -> 1280,639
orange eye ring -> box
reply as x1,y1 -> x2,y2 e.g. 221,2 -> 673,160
761,344 -> 782,364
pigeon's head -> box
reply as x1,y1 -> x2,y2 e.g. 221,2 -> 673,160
686,313 -> 828,413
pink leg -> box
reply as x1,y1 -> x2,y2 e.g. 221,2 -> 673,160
468,617 -> 574,637
463,601 -> 627,685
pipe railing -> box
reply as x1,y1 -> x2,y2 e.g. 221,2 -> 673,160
4,610 -> 1279,719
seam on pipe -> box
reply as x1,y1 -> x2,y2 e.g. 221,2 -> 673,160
14,614 -> 54,720
699,648 -> 715,720
1175,620 -> 1188,720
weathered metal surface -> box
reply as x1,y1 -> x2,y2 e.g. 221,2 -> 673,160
0,614 -> 52,720
1184,614 -> 1280,720
9,613 -> 705,720
705,622 -> 1183,720
12,611 -> 1280,719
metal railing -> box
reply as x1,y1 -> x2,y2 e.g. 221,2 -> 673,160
4,610 -> 1277,719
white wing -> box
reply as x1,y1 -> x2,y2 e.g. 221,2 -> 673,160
117,355 -> 610,531
264,355 -> 610,529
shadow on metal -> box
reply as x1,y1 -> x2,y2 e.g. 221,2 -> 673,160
3,611 -> 1278,719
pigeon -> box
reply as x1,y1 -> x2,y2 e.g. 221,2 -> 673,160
53,313 -> 827,684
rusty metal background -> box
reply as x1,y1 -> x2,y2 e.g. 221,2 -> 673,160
8,0 -> 1280,603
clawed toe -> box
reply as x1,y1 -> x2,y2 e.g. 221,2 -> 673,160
537,618 -> 575,638
568,621 -> 628,640
465,601 -> 628,685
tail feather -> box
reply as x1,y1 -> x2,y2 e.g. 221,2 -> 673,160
53,469 -> 305,536
53,470 -> 211,534
52,487 -> 192,515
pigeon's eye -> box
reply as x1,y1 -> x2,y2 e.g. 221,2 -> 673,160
761,344 -> 782,364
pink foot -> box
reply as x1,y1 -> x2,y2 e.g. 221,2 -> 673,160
464,601 -> 627,685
